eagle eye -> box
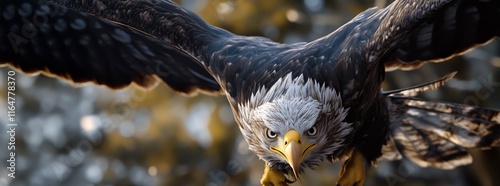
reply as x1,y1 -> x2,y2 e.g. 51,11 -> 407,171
266,128 -> 277,139
306,126 -> 317,136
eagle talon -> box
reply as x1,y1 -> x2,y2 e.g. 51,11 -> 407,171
336,149 -> 367,186
261,165 -> 290,186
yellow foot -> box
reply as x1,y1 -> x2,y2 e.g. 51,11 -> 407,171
336,149 -> 367,186
260,164 -> 293,186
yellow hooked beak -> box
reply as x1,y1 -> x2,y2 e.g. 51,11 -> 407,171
270,130 -> 317,179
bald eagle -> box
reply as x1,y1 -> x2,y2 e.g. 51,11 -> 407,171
1,0 -> 499,185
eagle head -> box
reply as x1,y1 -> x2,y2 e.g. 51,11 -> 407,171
236,74 -> 352,179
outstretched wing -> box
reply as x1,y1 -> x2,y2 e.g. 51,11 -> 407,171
384,0 -> 500,71
2,0 -> 499,94
0,0 -> 224,94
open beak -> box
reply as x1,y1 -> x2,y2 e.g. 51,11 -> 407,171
270,130 -> 317,180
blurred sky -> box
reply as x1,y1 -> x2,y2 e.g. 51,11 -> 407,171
1,0 -> 500,186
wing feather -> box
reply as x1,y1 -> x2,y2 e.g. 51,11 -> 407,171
390,122 -> 472,169
0,0 -> 221,94
385,84 -> 500,169
384,0 -> 500,71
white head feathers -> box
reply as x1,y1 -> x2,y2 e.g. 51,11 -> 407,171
236,73 -> 352,166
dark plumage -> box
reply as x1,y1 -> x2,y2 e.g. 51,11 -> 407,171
1,0 -> 499,185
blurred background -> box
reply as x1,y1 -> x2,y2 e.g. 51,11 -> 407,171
1,0 -> 499,185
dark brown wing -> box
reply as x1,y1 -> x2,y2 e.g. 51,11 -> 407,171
384,0 -> 500,71
0,0 -> 221,94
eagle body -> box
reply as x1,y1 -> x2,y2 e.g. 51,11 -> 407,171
1,0 -> 500,185
211,32 -> 391,172
233,71 -> 389,173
